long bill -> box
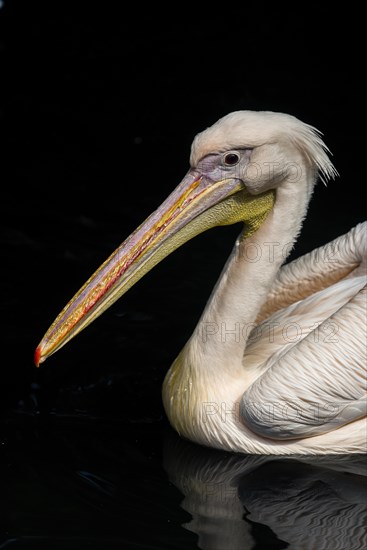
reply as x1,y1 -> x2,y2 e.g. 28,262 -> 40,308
35,169 -> 246,366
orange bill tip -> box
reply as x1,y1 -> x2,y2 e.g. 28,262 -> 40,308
34,346 -> 42,368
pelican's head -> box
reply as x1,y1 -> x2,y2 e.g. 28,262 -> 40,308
35,110 -> 336,366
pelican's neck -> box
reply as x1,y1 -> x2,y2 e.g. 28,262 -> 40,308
189,173 -> 314,375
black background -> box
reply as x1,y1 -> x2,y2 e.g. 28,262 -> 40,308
1,3 -> 366,549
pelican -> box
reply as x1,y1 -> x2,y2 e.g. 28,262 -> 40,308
35,111 -> 367,455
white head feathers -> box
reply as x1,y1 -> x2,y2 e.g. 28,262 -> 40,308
190,111 -> 338,185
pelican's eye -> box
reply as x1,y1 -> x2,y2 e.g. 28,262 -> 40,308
222,152 -> 240,166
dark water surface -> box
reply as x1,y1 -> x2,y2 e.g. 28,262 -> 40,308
2,3 -> 366,549
1,413 -> 367,549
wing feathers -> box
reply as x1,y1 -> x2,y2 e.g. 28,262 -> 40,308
241,285 -> 367,441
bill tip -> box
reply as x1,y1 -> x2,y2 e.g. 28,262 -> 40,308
34,346 -> 42,368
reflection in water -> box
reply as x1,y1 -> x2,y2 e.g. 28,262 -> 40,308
163,433 -> 367,550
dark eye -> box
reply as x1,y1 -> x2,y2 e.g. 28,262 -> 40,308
223,152 -> 240,166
